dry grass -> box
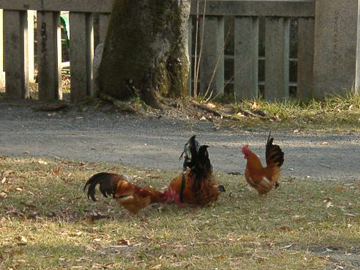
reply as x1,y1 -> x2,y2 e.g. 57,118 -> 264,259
228,92 -> 360,132
1,156 -> 360,269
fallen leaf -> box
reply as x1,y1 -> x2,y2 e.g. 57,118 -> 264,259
51,167 -> 61,175
335,186 -> 345,191
117,238 -> 131,246
293,215 -> 306,221
0,192 -> 7,199
274,115 -> 281,122
200,116 -> 207,121
16,236 -> 28,246
2,170 -> 14,178
279,226 -> 292,231
250,102 -> 259,110
326,201 -> 333,208
38,160 -> 48,165
92,239 -> 101,246
280,244 -> 293,250
321,142 -> 329,146
150,264 -> 162,270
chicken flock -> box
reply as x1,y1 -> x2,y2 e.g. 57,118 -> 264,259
84,133 -> 285,215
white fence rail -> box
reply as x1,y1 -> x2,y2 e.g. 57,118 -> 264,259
0,0 -> 358,102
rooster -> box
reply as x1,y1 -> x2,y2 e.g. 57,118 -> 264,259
165,135 -> 225,206
84,173 -> 166,214
241,133 -> 284,195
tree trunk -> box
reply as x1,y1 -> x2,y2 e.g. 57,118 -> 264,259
98,0 -> 191,109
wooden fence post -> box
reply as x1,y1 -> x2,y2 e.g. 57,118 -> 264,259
4,10 -> 29,98
37,11 -> 62,100
200,16 -> 224,98
70,12 -> 94,101
297,18 -> 315,100
264,17 -> 290,101
234,16 -> 259,100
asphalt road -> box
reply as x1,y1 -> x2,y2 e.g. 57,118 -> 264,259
0,100 -> 359,181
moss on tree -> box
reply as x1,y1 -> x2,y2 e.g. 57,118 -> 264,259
98,0 -> 190,109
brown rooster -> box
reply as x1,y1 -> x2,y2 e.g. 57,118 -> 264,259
241,133 -> 285,195
165,135 -> 225,206
84,173 -> 166,214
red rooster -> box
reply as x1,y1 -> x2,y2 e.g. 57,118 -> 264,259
84,173 -> 166,214
242,133 -> 284,195
165,135 -> 225,206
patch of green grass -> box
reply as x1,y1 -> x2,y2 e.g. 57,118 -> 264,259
229,91 -> 360,131
1,156 -> 360,269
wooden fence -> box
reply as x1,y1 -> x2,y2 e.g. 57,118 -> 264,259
0,0 -> 358,102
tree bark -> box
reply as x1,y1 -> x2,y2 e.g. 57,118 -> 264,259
98,0 -> 191,109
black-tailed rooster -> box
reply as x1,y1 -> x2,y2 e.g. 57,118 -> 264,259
84,173 -> 166,214
165,135 -> 225,206
241,133 -> 285,195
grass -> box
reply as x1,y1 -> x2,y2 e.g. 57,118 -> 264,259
1,156 -> 360,269
226,91 -> 360,131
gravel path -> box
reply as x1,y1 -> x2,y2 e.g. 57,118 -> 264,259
0,100 -> 359,181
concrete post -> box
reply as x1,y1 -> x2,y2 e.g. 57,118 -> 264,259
313,0 -> 358,98
4,10 -> 29,98
0,9 -> 5,89
37,11 -> 62,100
264,17 -> 290,101
200,16 -> 224,98
234,16 -> 259,100
70,12 -> 94,101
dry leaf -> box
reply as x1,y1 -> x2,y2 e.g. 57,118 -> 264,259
250,102 -> 259,110
321,142 -> 329,146
38,160 -> 48,165
280,244 -> 293,250
206,103 -> 216,109
200,116 -> 207,121
0,192 -> 7,199
51,167 -> 61,175
279,226 -> 292,231
117,238 -> 131,246
16,236 -> 28,246
150,264 -> 162,270
293,215 -> 306,221
2,170 -> 14,178
92,239 -> 101,246
326,201 -> 333,208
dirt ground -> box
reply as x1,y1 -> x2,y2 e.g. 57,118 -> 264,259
0,99 -> 359,181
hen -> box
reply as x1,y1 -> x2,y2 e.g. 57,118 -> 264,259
242,133 -> 284,195
165,135 -> 225,206
84,172 -> 166,214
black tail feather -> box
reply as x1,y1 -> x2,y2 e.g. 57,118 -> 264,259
84,172 -> 118,201
265,132 -> 284,168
